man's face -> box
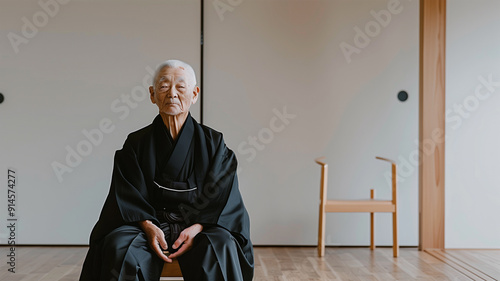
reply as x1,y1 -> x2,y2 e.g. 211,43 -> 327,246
149,66 -> 199,116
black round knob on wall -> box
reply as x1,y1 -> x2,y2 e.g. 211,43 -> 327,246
0,93 -> 4,104
397,91 -> 408,102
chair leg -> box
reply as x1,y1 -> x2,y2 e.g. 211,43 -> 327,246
392,211 -> 399,257
370,189 -> 375,250
318,206 -> 325,257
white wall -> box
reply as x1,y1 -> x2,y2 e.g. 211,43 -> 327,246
0,0 -> 200,244
205,0 -> 419,246
0,0 -> 420,246
446,0 -> 500,248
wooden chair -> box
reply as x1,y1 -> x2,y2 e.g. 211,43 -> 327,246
316,156 -> 398,258
160,259 -> 183,280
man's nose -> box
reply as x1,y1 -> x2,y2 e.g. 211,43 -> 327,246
166,88 -> 178,98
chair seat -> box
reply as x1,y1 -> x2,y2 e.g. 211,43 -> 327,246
325,199 -> 395,213
161,259 -> 183,277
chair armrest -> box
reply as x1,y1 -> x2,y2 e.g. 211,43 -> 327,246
315,157 -> 327,166
375,156 -> 396,164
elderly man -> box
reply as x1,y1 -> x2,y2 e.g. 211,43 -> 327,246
79,60 -> 254,281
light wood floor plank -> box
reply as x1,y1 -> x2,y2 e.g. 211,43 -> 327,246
449,250 -> 500,280
1,246 -> 499,280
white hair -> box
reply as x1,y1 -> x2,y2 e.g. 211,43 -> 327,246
152,59 -> 197,89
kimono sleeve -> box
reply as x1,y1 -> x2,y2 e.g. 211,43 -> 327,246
188,136 -> 251,247
112,138 -> 158,224
90,136 -> 158,242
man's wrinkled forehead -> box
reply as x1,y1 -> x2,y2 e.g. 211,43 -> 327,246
157,74 -> 187,84
156,66 -> 192,85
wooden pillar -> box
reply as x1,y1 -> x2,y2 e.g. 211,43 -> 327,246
419,0 -> 446,250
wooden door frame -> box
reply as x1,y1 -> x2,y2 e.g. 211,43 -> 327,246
419,0 -> 446,250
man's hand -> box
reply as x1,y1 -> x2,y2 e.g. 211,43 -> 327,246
139,220 -> 172,263
168,223 -> 203,259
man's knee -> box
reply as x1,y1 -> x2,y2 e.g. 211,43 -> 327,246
102,225 -> 144,257
198,226 -> 239,248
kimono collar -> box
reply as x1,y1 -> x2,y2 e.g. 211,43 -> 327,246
153,113 -> 195,180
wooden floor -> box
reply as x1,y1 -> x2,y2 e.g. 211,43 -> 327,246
1,246 -> 499,281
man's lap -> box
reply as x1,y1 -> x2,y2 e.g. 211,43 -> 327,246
102,224 -> 237,257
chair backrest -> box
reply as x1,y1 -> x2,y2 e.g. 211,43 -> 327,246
315,156 -> 397,205
375,156 -> 397,205
315,157 -> 328,205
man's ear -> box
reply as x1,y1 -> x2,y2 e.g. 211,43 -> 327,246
149,86 -> 156,104
191,86 -> 200,104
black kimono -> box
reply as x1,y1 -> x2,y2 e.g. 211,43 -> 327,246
79,114 -> 254,281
